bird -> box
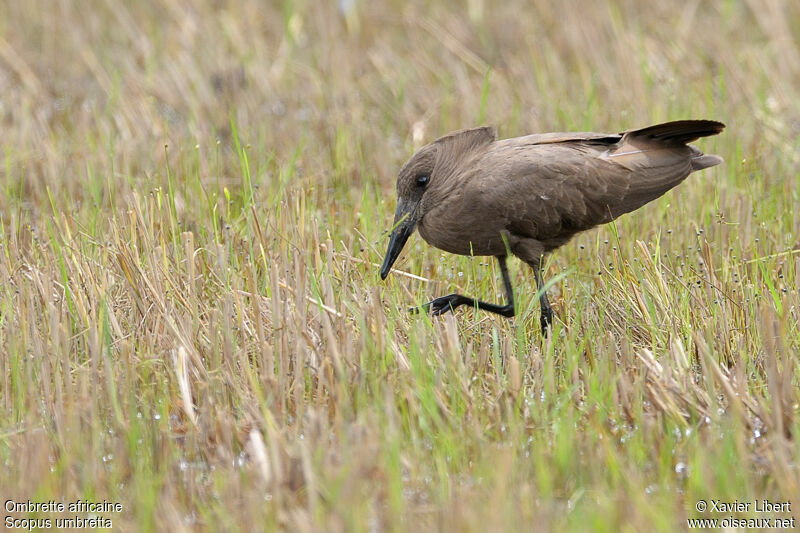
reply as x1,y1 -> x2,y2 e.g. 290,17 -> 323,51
379,119 -> 725,335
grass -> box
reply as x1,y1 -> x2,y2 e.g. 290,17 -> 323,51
2,0 -> 800,531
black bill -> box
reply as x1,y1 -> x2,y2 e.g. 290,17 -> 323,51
380,198 -> 417,279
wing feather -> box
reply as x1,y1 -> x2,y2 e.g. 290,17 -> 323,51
478,141 -> 695,247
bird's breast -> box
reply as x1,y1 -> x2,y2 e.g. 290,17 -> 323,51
417,215 -> 508,257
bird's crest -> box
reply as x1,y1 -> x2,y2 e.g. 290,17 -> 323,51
431,126 -> 496,179
433,126 -> 496,152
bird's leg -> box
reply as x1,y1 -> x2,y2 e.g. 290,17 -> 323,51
532,258 -> 554,336
411,256 -> 515,317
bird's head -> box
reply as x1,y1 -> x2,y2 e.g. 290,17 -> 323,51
380,126 -> 496,279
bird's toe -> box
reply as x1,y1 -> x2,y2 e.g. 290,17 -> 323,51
429,297 -> 455,316
408,303 -> 428,315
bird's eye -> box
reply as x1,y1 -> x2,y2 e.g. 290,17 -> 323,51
416,174 -> 430,187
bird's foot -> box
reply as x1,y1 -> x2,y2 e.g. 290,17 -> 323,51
409,293 -> 469,316
540,307 -> 554,336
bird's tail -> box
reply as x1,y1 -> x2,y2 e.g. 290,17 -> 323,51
689,150 -> 723,171
623,119 -> 725,171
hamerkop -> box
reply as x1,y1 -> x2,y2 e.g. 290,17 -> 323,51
380,120 -> 724,334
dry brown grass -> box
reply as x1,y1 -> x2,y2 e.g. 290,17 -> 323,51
2,0 -> 800,531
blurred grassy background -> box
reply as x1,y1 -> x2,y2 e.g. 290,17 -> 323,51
1,0 -> 800,531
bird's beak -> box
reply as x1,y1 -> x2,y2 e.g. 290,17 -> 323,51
380,197 -> 418,279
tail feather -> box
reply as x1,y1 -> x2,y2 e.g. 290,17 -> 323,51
624,120 -> 725,144
691,154 -> 723,171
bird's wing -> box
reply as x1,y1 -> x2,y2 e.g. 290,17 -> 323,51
477,139 -> 696,244
493,131 -> 621,147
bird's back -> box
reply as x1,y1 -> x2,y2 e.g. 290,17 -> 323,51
474,120 -> 724,252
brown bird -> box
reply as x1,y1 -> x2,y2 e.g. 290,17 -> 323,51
380,120 -> 725,334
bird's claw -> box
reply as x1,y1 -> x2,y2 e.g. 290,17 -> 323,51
429,296 -> 457,316
409,294 -> 460,316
